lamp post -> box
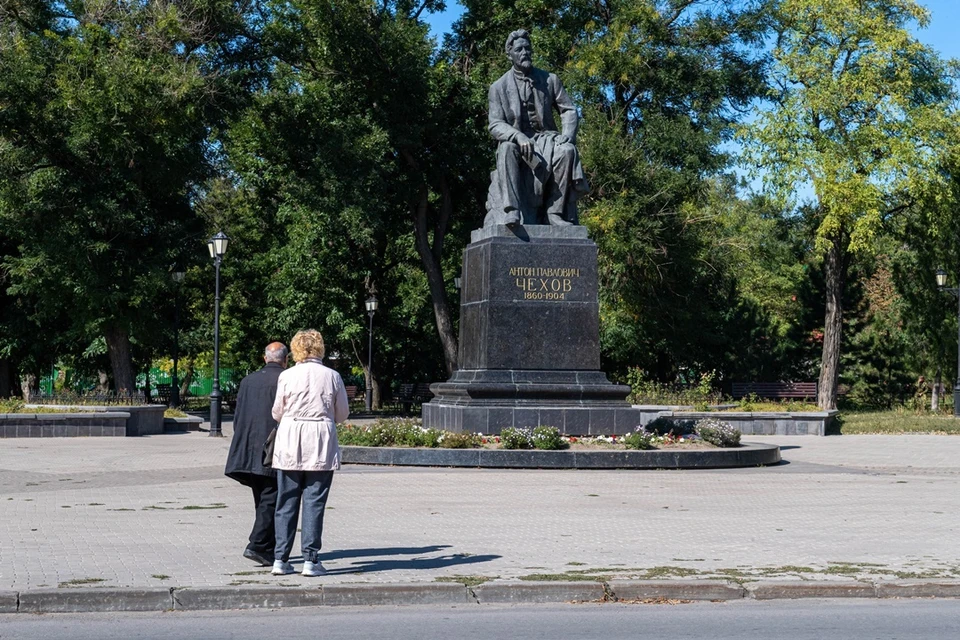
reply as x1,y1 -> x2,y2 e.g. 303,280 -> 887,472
936,268 -> 960,417
208,232 -> 229,436
454,274 -> 462,291
365,295 -> 378,412
171,270 -> 185,408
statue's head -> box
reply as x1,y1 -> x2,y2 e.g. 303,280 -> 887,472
505,29 -> 533,73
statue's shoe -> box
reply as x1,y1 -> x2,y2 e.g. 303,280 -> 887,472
547,213 -> 573,226
504,210 -> 521,227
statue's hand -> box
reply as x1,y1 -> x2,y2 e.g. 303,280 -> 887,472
515,134 -> 533,162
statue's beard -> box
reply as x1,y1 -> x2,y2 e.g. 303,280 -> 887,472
517,59 -> 532,72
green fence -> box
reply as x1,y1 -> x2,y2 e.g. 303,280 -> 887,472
39,367 -> 239,398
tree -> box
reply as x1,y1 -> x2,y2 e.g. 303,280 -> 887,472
742,0 -> 958,409
218,0 -> 487,398
0,0 -> 246,391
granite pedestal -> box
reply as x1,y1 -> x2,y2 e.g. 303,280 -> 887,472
423,225 -> 646,435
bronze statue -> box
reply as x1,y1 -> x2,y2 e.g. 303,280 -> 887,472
485,29 -> 589,227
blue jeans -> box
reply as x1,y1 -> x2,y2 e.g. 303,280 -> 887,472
274,470 -> 334,563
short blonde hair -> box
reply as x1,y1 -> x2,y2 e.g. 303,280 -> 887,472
290,329 -> 325,362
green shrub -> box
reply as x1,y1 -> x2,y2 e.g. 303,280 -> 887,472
531,426 -> 568,450
500,427 -> 534,449
622,429 -> 656,450
0,398 -> 25,413
338,420 -> 458,448
624,367 -> 722,406
737,393 -> 758,412
438,432 -> 483,448
337,423 -> 377,446
694,418 -> 741,447
645,417 -> 694,435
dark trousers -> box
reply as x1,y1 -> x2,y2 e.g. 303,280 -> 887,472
247,474 -> 278,555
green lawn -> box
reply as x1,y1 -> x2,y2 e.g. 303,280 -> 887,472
840,411 -> 960,434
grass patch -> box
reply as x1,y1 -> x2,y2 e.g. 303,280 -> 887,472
107,508 -> 134,512
230,570 -> 271,576
181,503 -> 227,510
638,566 -> 700,579
435,575 -> 496,587
58,578 -> 106,588
519,573 -> 605,582
840,411 -> 960,434
151,574 -> 170,581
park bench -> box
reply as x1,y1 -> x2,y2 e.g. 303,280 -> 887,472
396,383 -> 434,413
731,381 -> 817,400
154,383 -> 172,406
344,385 -> 362,407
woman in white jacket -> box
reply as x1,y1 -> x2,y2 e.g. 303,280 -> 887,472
270,329 -> 349,577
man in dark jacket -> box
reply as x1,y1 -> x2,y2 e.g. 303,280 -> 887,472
224,342 -> 288,566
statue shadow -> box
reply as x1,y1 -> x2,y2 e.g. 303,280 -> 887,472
292,545 -> 500,575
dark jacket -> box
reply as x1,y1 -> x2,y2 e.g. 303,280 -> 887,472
224,362 -> 284,483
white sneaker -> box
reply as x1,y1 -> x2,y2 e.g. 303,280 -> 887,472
302,561 -> 327,577
271,560 -> 295,575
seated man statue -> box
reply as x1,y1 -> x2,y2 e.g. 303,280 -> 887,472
485,29 -> 590,227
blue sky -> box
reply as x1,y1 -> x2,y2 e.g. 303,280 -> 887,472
424,1 -> 960,61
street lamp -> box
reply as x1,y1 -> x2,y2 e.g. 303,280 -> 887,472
365,295 -> 378,412
936,267 -> 960,416
171,269 -> 185,408
208,232 -> 229,436
454,274 -> 462,290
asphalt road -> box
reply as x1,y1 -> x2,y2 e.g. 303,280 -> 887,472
2,599 -> 960,640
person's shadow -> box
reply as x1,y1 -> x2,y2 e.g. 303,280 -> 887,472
290,545 -> 501,575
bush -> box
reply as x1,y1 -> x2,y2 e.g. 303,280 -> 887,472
645,417 -> 694,436
0,398 -> 25,413
500,427 -> 534,449
531,426 -> 568,450
336,423 -> 377,446
622,428 -> 656,450
337,418 -> 443,448
438,432 -> 483,449
694,418 -> 741,447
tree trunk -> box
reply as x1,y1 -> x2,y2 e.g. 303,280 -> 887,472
817,234 -> 846,410
20,372 -> 36,402
95,371 -> 110,394
179,358 -> 194,400
104,324 -> 135,393
352,338 -> 382,410
0,359 -> 10,398
411,183 -> 459,375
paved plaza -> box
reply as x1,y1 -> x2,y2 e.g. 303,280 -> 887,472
1,427 -> 959,591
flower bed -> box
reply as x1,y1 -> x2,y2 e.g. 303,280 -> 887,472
338,418 -> 740,450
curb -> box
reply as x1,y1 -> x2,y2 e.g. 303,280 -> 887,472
5,579 -> 960,613
341,442 -> 781,469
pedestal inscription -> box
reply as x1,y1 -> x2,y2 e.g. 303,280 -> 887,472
459,226 -> 599,371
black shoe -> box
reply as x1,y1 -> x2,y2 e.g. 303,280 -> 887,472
243,548 -> 273,567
